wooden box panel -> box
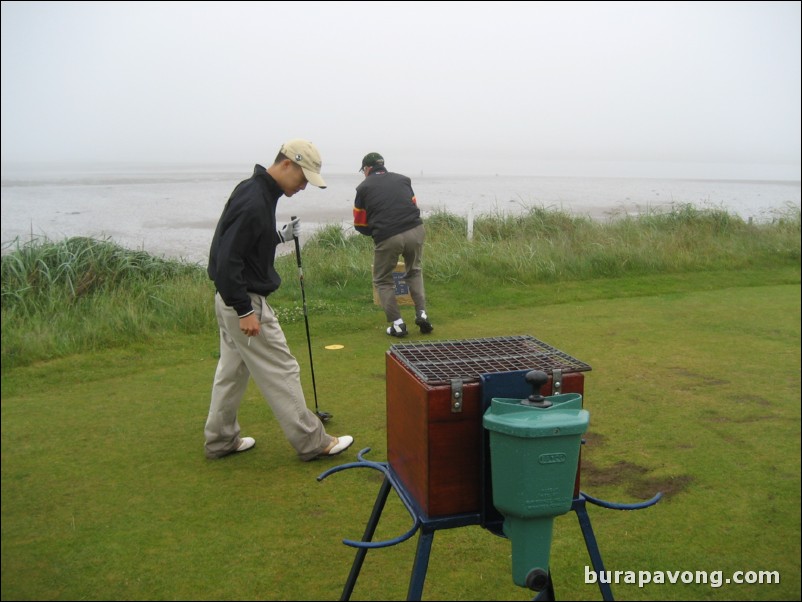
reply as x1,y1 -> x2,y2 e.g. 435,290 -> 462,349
387,351 -> 483,516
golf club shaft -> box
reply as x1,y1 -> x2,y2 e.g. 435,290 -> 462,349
291,218 -> 320,412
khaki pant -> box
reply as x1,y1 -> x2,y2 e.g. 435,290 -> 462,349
373,224 -> 427,322
204,292 -> 333,461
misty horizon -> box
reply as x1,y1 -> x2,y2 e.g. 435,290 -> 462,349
1,157 -> 800,183
2,2 -> 800,182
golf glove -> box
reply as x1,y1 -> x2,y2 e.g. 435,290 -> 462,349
277,217 -> 301,243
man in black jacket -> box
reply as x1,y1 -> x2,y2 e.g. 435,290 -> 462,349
205,139 -> 353,461
353,152 -> 433,337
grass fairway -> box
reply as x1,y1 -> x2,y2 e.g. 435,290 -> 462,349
2,274 -> 800,600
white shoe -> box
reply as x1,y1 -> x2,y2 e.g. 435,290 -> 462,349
318,435 -> 354,457
236,437 -> 256,453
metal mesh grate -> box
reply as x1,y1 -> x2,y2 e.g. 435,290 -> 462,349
389,335 -> 592,384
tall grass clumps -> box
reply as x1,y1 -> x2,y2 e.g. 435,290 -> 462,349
418,203 -> 801,286
1,236 -> 213,370
290,222 -> 374,287
2,203 -> 799,370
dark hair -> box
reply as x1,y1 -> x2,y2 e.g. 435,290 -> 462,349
274,152 -> 288,165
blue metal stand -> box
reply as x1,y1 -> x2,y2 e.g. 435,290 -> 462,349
318,449 -> 661,601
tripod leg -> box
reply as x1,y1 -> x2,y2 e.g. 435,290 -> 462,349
574,497 -> 614,601
341,476 -> 393,601
406,526 -> 435,601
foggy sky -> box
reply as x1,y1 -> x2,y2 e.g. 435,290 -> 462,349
2,1 -> 800,179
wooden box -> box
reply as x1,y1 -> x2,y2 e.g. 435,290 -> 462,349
386,336 -> 591,518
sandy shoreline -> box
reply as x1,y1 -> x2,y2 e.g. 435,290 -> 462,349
3,169 -> 799,264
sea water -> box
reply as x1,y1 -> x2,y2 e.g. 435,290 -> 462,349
2,163 -> 799,264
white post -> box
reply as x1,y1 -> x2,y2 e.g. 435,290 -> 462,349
467,204 -> 474,241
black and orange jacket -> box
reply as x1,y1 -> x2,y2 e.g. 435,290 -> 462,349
353,168 -> 422,243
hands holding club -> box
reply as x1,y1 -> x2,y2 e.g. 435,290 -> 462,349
277,217 -> 301,243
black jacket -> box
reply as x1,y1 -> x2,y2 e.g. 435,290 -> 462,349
207,164 -> 283,317
353,168 -> 422,243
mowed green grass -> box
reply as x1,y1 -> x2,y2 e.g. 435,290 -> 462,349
2,275 -> 799,601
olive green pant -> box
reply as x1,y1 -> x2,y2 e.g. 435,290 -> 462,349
204,292 -> 333,461
373,224 -> 427,322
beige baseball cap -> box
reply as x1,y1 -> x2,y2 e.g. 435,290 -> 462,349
280,139 -> 326,188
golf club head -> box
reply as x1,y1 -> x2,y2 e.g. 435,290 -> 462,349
316,411 -> 333,423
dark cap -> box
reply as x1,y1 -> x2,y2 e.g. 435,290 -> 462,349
360,152 -> 384,171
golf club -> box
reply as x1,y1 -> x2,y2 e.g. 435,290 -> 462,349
291,216 -> 332,423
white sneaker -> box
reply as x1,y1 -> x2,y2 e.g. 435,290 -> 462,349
236,437 -> 256,453
318,435 -> 354,458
